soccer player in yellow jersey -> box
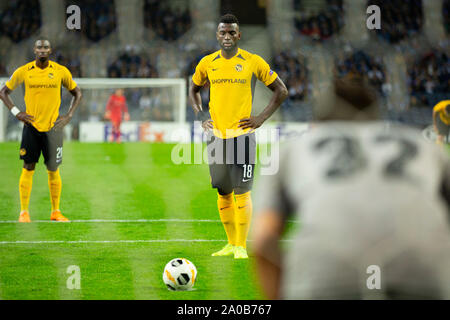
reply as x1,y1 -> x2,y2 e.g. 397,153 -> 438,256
0,38 -> 82,222
433,100 -> 450,145
189,14 -> 288,259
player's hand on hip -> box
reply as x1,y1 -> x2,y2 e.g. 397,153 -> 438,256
124,112 -> 130,121
193,104 -> 203,114
16,112 -> 34,124
238,115 -> 264,130
53,114 -> 72,129
202,119 -> 214,132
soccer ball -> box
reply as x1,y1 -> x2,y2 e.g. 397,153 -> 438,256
162,258 -> 197,291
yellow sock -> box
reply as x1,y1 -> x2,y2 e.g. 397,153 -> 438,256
19,168 -> 34,212
48,169 -> 62,212
234,191 -> 252,248
217,193 -> 236,246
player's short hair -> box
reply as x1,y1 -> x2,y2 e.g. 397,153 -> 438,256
34,36 -> 51,46
314,74 -> 379,121
445,104 -> 450,116
219,13 -> 239,26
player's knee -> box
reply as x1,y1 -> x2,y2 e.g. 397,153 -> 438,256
217,187 -> 233,196
46,163 -> 59,172
23,162 -> 36,171
234,187 -> 250,195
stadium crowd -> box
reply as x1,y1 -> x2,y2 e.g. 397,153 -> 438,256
335,49 -> 390,97
67,0 -> 117,42
273,50 -> 310,101
408,49 -> 450,107
144,0 -> 192,41
107,47 -> 159,78
293,0 -> 344,41
368,0 -> 423,43
444,0 -> 450,35
0,0 -> 41,43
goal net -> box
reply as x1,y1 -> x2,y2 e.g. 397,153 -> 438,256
0,77 -> 187,142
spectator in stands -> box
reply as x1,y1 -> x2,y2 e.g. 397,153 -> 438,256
107,47 -> 158,78
408,50 -> 450,107
444,0 -> 450,35
273,51 -> 310,102
335,49 -> 389,97
68,0 -> 117,42
144,0 -> 192,41
368,0 -> 423,43
294,0 -> 344,41
54,48 -> 83,77
0,0 -> 42,43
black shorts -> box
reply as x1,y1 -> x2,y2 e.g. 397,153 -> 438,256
20,124 -> 63,171
206,132 -> 256,194
436,115 -> 450,140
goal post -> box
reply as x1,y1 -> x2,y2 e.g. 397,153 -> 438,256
0,77 -> 187,142
75,78 -> 187,124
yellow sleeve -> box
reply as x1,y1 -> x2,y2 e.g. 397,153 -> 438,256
253,54 -> 278,86
434,101 -> 450,113
61,66 -> 77,91
192,57 -> 208,86
5,66 -> 25,91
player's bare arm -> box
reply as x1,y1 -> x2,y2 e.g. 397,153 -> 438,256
252,210 -> 285,299
0,85 -> 35,124
53,86 -> 82,129
238,77 -> 288,130
189,80 -> 213,131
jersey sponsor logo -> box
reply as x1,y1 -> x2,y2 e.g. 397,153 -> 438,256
28,84 -> 58,89
211,68 -> 219,71
19,148 -> 26,156
269,70 -> 274,76
211,78 -> 246,84
235,64 -> 243,72
242,179 -> 251,182
48,73 -> 54,79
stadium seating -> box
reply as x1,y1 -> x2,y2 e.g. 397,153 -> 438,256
0,0 -> 41,43
66,0 -> 117,42
367,0 -> 423,43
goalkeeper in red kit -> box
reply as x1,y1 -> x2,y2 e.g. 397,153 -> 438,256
105,88 -> 130,143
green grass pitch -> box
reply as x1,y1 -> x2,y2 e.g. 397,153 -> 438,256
0,142 -> 298,300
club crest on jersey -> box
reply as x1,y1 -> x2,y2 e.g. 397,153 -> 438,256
20,148 -> 26,156
48,73 -> 54,79
235,64 -> 243,72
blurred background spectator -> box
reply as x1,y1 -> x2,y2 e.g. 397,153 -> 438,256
273,50 -> 312,121
67,0 -> 117,42
144,0 -> 192,42
0,0 -> 41,43
335,49 -> 389,97
293,0 -> 344,41
107,46 -> 159,78
444,0 -> 450,35
53,47 -> 83,77
368,0 -> 423,43
407,49 -> 450,107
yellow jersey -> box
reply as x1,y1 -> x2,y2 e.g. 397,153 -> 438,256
5,60 -> 77,132
434,100 -> 450,125
192,48 -> 278,138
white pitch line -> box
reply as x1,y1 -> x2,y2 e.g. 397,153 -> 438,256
0,219 -> 301,224
0,219 -> 221,224
0,239 -> 227,244
0,239 -> 293,245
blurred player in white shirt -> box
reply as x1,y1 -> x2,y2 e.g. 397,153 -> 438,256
252,75 -> 450,299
